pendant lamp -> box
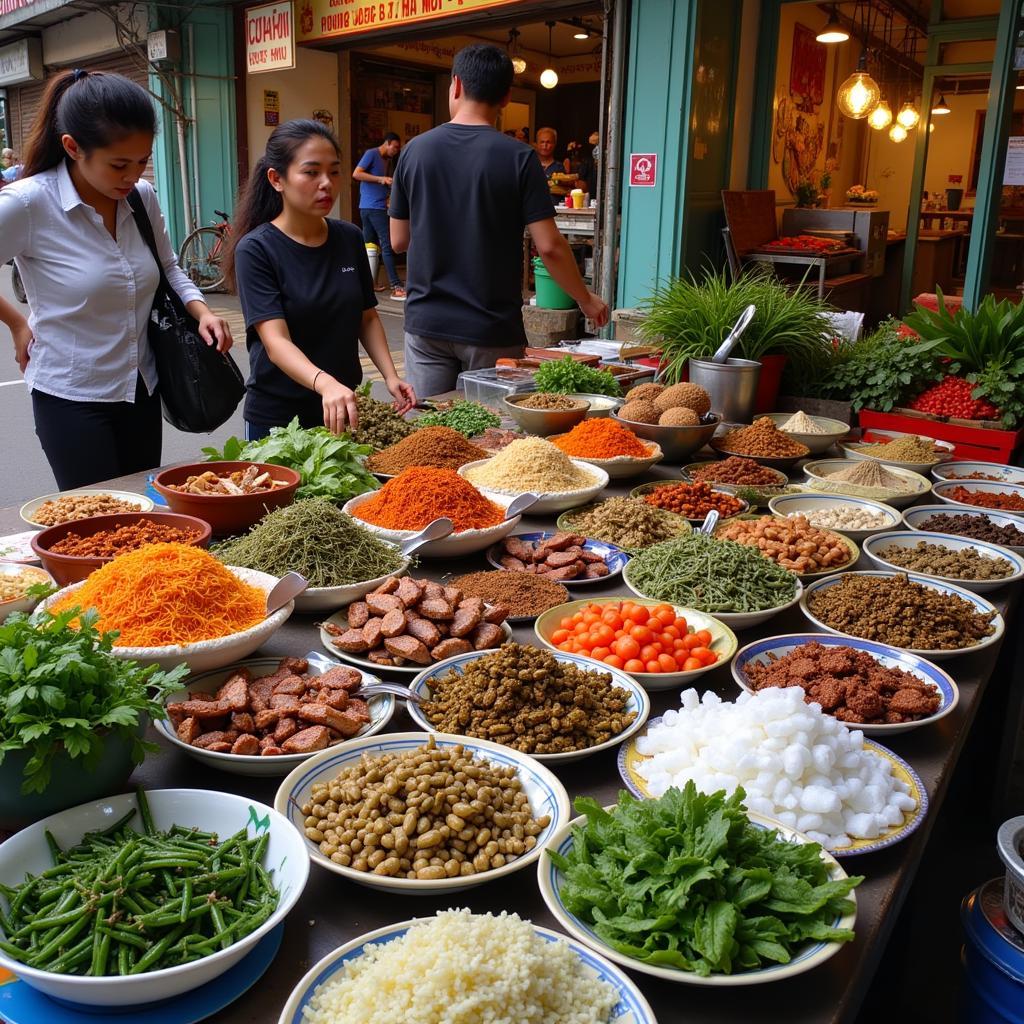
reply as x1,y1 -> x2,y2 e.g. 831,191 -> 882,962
888,123 -> 908,143
508,29 -> 526,75
816,6 -> 849,44
837,53 -> 881,119
867,99 -> 893,130
540,22 -> 559,89
932,93 -> 951,115
896,101 -> 920,128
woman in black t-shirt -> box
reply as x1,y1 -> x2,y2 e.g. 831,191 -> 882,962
226,120 -> 414,439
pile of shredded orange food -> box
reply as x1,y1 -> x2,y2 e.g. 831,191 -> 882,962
49,543 -> 266,647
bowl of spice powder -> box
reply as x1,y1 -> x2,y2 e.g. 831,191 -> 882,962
803,459 -> 932,508
549,419 -> 663,479
841,430 -> 954,473
364,426 -> 491,478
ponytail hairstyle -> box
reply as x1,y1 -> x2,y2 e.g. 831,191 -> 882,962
21,69 -> 156,180
223,119 -> 341,287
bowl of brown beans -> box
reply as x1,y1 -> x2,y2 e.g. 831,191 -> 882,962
273,732 -> 571,893
30,512 -> 213,586
682,457 -> 790,489
629,480 -> 749,524
901,505 -> 1024,556
710,417 -> 811,470
713,513 -> 859,580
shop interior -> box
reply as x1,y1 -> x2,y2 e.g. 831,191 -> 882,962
725,0 -> 1017,324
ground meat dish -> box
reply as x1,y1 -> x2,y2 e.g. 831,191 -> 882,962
743,641 -> 942,724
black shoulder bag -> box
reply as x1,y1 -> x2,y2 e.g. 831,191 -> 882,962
127,189 -> 245,433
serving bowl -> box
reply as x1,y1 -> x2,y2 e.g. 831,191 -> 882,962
997,816 -> 1024,937
342,490 -> 522,557
931,478 -> 1024,513
932,460 -> 1024,485
841,428 -> 955,473
41,567 -> 293,672
486,531 -> 629,586
730,633 -> 959,736
682,460 -> 790,489
709,421 -> 810,471
293,552 -> 411,614
548,433 -> 664,479
623,560 -> 805,632
767,493 -> 902,543
153,461 -> 301,536
761,412 -> 851,455
502,394 -> 590,436
803,458 -> 932,508
274,732 -> 571,893
0,561 -> 53,620
20,488 -> 153,529
407,649 -> 650,762
630,480 -> 750,524
459,459 -> 609,515
533,597 -> 737,691
862,531 -> 1024,594
610,410 -> 720,464
902,504 -> 1024,556
538,808 -> 857,985
0,789 -> 308,1008
555,501 -> 693,552
276,917 -> 656,1024
29,511 -> 212,587
799,569 -> 1005,661
568,392 -> 624,418
155,653 -> 396,777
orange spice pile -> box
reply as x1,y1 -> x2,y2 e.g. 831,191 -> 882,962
552,418 -> 650,459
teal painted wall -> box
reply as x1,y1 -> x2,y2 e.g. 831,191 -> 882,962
617,0 -> 698,308
150,3 -> 237,250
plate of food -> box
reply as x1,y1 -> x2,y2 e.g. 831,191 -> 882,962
486,531 -> 629,585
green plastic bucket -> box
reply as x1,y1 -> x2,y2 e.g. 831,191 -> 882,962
532,257 -> 575,309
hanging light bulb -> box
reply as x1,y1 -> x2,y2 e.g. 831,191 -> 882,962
512,56 -> 527,74
572,20 -> 589,40
867,99 -> 893,130
507,29 -> 527,75
889,122 -> 908,143
816,6 -> 849,44
932,93 -> 951,115
837,53 -> 881,119
929,122 -> 935,133
896,101 -> 920,128
541,21 -> 558,89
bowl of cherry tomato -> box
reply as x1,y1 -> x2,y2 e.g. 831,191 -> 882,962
533,598 -> 737,691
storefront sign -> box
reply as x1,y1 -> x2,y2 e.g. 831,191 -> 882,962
245,1 -> 295,74
628,153 -> 657,188
0,38 -> 42,87
0,0 -> 52,18
263,89 -> 280,126
297,0 -> 525,44
1004,137 -> 1024,186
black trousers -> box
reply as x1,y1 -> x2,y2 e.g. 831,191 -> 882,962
32,377 -> 163,490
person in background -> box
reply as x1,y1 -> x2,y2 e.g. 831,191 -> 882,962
0,148 -> 13,168
0,69 -> 232,490
574,136 -> 596,195
390,44 -> 608,398
352,131 -> 405,300
514,127 -> 529,143
226,119 -> 414,440
1,149 -> 20,183
535,127 -> 561,180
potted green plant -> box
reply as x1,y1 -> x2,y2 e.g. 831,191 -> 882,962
0,607 -> 188,826
637,268 -> 835,412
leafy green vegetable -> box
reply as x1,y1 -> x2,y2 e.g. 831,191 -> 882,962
202,417 -> 378,503
548,784 -> 862,977
534,356 -> 622,397
968,355 -> 1024,429
0,609 -> 188,794
414,400 -> 501,437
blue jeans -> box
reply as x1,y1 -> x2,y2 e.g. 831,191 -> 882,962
360,208 -> 400,288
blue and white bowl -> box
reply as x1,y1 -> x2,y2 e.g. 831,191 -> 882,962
767,492 -> 901,542
932,478 -> 1024,511
538,809 -> 857,985
408,649 -> 651,763
902,504 -> 1024,556
730,633 -> 959,735
486,530 -> 630,589
800,570 -> 1005,660
276,917 -> 657,1024
932,461 -> 1024,485
863,531 -> 1024,594
273,731 -> 571,893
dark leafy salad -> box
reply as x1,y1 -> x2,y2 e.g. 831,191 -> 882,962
548,784 -> 862,976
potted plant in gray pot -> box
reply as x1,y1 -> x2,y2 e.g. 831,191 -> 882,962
0,607 -> 188,827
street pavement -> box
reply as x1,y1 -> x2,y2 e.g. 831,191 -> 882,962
0,265 -> 408,508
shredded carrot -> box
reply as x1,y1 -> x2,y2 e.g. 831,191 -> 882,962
50,543 -> 266,647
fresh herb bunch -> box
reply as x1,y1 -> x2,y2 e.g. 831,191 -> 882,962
0,609 -> 188,794
806,320 -> 949,412
202,417 -> 378,503
352,381 -> 416,450
638,267 -> 835,386
549,784 -> 861,976
414,399 -> 501,436
968,356 -> 1024,429
533,356 -> 622,397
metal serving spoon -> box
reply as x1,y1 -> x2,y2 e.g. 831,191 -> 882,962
356,681 -> 425,705
711,304 -> 757,363
265,571 -> 308,615
399,517 -> 455,557
699,509 -> 721,536
503,492 -> 541,520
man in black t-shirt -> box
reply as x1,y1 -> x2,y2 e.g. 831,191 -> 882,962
390,44 -> 608,398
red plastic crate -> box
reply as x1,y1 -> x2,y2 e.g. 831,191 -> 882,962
859,409 -> 1023,464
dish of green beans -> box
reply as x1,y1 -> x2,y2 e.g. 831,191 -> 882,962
0,788 -> 279,977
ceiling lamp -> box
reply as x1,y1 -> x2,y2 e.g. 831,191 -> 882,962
867,99 -> 893,130
932,93 -> 951,115
507,29 -> 527,74
572,20 -> 589,40
816,6 -> 849,44
889,122 -> 908,143
837,54 -> 881,119
896,101 -> 920,128
512,56 -> 527,74
540,22 -> 558,89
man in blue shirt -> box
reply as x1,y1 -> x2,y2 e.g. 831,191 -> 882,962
353,132 -> 404,299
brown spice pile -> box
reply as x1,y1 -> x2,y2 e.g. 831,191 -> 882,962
689,456 -> 784,486
31,494 -> 144,526
451,570 -> 569,617
514,393 -> 587,411
50,521 -> 200,558
365,427 -> 488,474
562,497 -> 690,549
715,417 -> 810,458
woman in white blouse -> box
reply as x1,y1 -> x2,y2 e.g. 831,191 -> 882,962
0,69 -> 232,489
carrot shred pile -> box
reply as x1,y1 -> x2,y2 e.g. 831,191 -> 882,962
50,543 -> 266,647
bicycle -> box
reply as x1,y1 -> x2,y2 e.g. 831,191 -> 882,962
178,209 -> 231,293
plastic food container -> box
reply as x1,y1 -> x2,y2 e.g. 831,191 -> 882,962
458,367 -> 537,407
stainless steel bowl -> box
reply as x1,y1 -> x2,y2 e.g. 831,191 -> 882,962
611,411 -> 721,463
502,395 -> 590,437
567,393 -> 625,419
998,816 -> 1024,936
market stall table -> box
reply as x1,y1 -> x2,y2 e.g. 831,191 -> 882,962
0,459 -> 1016,1024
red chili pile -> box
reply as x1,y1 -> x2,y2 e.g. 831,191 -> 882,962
641,481 -> 743,519
762,235 -> 841,253
49,521 -> 201,558
946,485 -> 1024,512
909,377 -> 1000,420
